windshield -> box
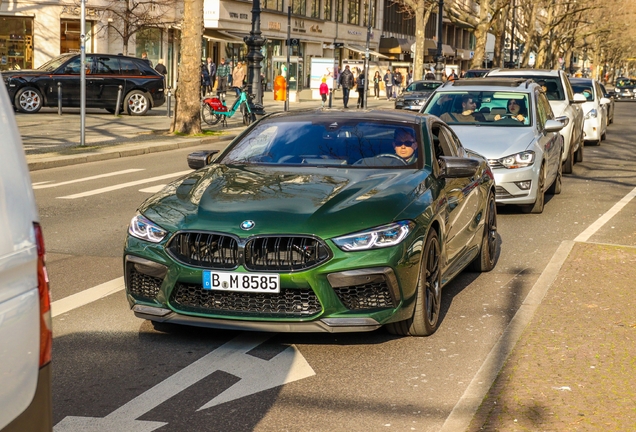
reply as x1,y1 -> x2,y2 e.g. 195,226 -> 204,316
219,120 -> 422,168
423,91 -> 532,126
616,78 -> 635,87
37,54 -> 75,72
406,82 -> 441,92
492,75 -> 563,101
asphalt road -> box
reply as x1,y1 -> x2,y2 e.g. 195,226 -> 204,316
30,102 -> 636,432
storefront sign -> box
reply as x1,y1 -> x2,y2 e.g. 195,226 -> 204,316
348,30 -> 362,36
310,25 -> 322,33
229,12 -> 249,19
268,22 -> 281,31
61,6 -> 101,17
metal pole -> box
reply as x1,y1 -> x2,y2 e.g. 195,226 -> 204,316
363,0 -> 373,108
285,6 -> 291,112
434,0 -> 444,80
57,82 -> 62,116
245,0 -> 266,104
509,0 -> 515,67
80,0 -> 86,146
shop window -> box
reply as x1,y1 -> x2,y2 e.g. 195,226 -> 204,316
136,28 -> 162,67
0,16 -> 34,71
60,20 -> 93,55
347,0 -> 359,24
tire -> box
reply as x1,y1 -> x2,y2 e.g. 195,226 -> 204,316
468,192 -> 498,272
15,87 -> 43,113
547,153 -> 563,195
386,229 -> 442,337
125,90 -> 150,116
201,105 -> 222,125
242,109 -> 255,126
521,164 -> 545,214
563,139 -> 574,174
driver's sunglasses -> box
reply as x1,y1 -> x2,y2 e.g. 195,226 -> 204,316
395,140 -> 417,147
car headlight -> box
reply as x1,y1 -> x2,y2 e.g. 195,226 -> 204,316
498,151 -> 535,169
585,109 -> 598,119
128,214 -> 168,243
332,220 -> 415,251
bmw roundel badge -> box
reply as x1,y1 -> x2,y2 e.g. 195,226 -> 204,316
240,220 -> 255,230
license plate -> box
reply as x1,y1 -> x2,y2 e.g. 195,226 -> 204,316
202,270 -> 280,293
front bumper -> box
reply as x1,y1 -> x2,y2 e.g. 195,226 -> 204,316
583,116 -> 602,141
490,164 -> 540,205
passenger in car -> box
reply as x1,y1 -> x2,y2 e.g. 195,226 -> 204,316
494,98 -> 527,122
440,95 -> 484,123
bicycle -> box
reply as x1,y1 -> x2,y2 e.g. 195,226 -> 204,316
201,86 -> 260,127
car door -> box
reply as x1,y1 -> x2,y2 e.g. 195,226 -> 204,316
431,123 -> 479,271
537,92 -> 561,185
86,55 -> 122,109
54,55 -> 83,107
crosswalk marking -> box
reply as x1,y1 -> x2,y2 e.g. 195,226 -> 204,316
34,169 -> 145,189
57,170 -> 191,199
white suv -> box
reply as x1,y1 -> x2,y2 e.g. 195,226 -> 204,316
486,69 -> 586,174
0,77 -> 53,431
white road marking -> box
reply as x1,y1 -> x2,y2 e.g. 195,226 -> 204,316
574,185 -> 636,242
32,181 -> 53,186
54,333 -> 315,432
34,169 -> 145,190
139,185 -> 166,194
57,170 -> 191,199
51,277 -> 125,318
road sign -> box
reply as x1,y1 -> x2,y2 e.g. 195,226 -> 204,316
285,38 -> 300,46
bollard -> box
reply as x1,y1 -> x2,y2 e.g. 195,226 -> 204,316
328,88 -> 333,108
114,85 -> 123,116
57,82 -> 62,115
166,87 -> 172,117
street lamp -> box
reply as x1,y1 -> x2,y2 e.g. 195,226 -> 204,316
244,0 -> 266,104
434,0 -> 444,80
363,0 -> 373,108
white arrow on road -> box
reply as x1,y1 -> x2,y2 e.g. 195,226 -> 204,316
54,332 -> 315,432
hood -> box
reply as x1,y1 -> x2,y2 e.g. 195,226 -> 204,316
450,127 -> 536,159
139,165 -> 426,238
402,91 -> 434,100
2,70 -> 44,79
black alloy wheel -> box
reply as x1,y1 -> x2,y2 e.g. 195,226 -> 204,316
469,193 -> 498,272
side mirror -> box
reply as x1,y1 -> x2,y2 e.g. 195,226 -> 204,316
555,115 -> 570,127
600,97 -> 611,105
572,93 -> 587,103
187,150 -> 219,169
544,119 -> 564,132
438,156 -> 480,179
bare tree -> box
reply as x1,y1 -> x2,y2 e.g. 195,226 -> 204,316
392,0 -> 437,81
170,0 -> 203,135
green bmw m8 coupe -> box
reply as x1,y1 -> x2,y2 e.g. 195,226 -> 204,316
124,109 -> 499,336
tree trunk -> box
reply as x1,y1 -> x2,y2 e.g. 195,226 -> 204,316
470,22 -> 489,69
413,2 -> 435,81
171,0 -> 203,135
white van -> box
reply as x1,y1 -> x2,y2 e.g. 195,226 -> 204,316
0,76 -> 53,431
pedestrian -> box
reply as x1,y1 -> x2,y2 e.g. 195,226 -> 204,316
232,61 -> 246,91
394,70 -> 403,97
216,57 -> 230,100
338,65 -> 354,108
154,58 -> 167,76
383,69 -> 394,100
319,78 -> 329,107
448,69 -> 459,81
141,52 -> 153,68
425,70 -> 436,80
201,62 -> 210,98
227,61 -> 234,87
356,69 -> 366,108
407,69 -> 413,85
373,71 -> 381,99
206,57 -> 216,94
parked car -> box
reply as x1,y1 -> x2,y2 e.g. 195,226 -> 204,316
463,69 -> 490,78
486,68 -> 585,174
394,80 -> 443,110
421,78 -> 564,214
613,77 -> 635,100
570,78 -> 610,145
124,109 -> 499,337
0,76 -> 53,431
599,83 -> 615,124
2,53 -> 165,115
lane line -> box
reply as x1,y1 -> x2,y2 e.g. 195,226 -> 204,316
139,184 -> 166,194
32,181 -> 53,186
34,169 -> 145,189
574,185 -> 636,242
51,277 -> 125,318
57,170 -> 191,199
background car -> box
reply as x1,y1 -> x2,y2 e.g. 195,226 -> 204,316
613,77 -> 635,100
599,82 -> 615,124
463,69 -> 490,78
394,80 -> 443,110
2,53 -> 165,115
421,78 -> 564,214
570,78 -> 610,146
0,77 -> 52,431
124,109 -> 499,337
486,68 -> 585,174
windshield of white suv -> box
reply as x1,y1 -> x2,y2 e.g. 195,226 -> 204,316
424,91 -> 531,126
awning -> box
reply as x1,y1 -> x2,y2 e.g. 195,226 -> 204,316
442,44 -> 455,57
379,37 -> 413,55
346,44 -> 391,59
203,29 -> 243,42
456,48 -> 472,60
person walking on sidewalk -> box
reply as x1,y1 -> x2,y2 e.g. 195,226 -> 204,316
356,69 -> 366,108
232,61 -> 246,91
373,71 -> 381,99
319,78 -> 329,107
383,69 -> 394,100
338,65 -> 354,108
206,57 -> 216,94
216,58 -> 231,100
200,62 -> 210,99
154,59 -> 167,76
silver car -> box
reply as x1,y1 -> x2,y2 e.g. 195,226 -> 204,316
421,78 -> 564,214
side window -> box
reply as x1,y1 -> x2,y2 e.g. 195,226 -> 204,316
431,124 -> 457,158
95,57 -> 120,74
120,58 -> 142,76
440,127 -> 459,156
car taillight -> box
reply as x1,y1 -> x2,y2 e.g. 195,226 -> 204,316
34,222 -> 52,367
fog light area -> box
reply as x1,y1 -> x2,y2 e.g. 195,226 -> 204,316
515,180 -> 532,190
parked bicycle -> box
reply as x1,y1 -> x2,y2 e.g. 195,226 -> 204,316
201,86 -> 261,127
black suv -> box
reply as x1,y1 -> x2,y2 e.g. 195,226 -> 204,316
613,77 -> 635,100
2,53 -> 165,115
